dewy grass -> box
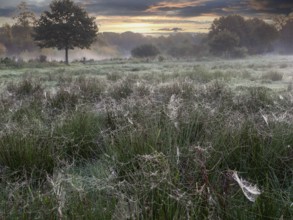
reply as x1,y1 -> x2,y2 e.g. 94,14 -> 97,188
53,111 -> 105,161
0,132 -> 55,178
0,58 -> 292,219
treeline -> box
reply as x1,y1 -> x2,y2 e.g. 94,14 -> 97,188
0,2 -> 37,56
103,14 -> 293,59
207,14 -> 293,57
0,1 -> 293,60
98,32 -> 207,58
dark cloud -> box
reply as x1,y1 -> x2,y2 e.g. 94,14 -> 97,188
248,0 -> 293,14
168,1 -> 241,17
79,0 -> 158,16
0,0 -> 292,19
0,1 -> 47,17
0,8 -> 14,17
79,0 -> 252,17
79,0 -> 251,17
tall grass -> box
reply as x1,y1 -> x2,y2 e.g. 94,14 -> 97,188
0,65 -> 292,219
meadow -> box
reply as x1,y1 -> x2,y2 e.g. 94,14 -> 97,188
0,55 -> 292,219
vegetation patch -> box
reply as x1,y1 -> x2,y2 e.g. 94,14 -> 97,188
0,60 -> 292,218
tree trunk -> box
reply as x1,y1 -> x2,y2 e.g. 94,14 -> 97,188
65,47 -> 69,65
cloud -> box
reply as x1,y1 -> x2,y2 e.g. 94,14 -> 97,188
158,27 -> 184,32
83,0 -> 237,17
248,0 -> 293,14
0,8 -> 14,17
79,0 -> 157,16
146,1 -> 213,13
0,0 -> 292,20
0,0 -> 47,17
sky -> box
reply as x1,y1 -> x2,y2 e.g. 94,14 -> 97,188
0,0 -> 292,35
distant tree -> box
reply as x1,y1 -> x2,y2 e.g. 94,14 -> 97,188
246,18 -> 278,54
0,43 -> 6,57
273,15 -> 289,31
0,2 -> 38,55
279,19 -> 293,52
13,1 -> 36,42
273,13 -> 293,31
0,24 -> 13,47
13,1 -> 36,28
209,15 -> 248,47
33,0 -> 98,64
208,15 -> 278,56
131,44 -> 160,58
209,30 -> 239,56
0,2 -> 37,55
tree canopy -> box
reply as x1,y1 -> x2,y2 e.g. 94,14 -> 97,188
0,1 -> 37,55
208,15 -> 278,56
33,0 -> 98,64
209,30 -> 239,56
279,19 -> 293,52
13,1 -> 36,28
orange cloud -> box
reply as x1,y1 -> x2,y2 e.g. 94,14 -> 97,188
146,0 -> 213,13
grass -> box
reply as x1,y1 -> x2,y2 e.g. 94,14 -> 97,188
0,56 -> 292,219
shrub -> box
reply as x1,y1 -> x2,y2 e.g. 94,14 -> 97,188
233,86 -> 273,112
48,89 -> 79,111
0,57 -> 22,68
262,71 -> 283,81
109,80 -> 133,100
7,79 -> 43,98
231,47 -> 248,58
158,55 -> 165,62
0,43 -> 6,57
106,72 -> 122,81
131,44 -> 160,58
39,55 -> 47,63
75,76 -> 105,101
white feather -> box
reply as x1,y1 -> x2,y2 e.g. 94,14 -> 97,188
232,171 -> 261,202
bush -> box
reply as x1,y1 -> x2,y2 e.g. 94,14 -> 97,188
109,80 -> 133,100
0,43 -> 6,57
75,76 -> 105,101
262,71 -> 283,81
131,44 -> 160,58
39,55 -> 47,63
48,89 -> 79,111
7,79 -> 43,98
231,47 -> 248,58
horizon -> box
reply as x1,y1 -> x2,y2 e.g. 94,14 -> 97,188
0,0 -> 292,35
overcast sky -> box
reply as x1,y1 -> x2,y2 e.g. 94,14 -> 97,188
0,0 -> 292,34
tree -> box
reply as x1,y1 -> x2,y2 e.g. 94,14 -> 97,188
209,15 -> 248,47
13,1 -> 36,28
33,0 -> 98,64
10,1 -> 37,53
208,15 -> 278,56
131,44 -> 160,58
246,18 -> 278,54
0,43 -> 6,57
209,30 -> 240,56
0,2 -> 37,56
279,19 -> 293,52
273,13 -> 293,31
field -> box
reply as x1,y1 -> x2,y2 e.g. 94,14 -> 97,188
0,55 -> 292,219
